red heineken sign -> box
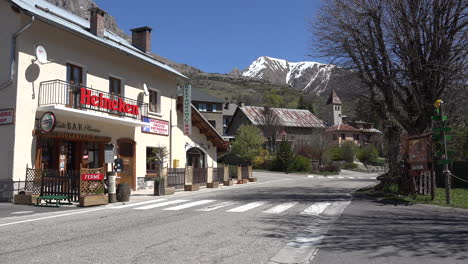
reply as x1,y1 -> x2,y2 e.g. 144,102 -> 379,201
80,88 -> 139,116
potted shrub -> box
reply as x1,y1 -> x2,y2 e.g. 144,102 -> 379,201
154,176 -> 165,196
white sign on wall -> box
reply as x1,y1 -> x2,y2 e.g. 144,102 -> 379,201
183,84 -> 192,135
142,117 -> 169,136
0,109 -> 14,125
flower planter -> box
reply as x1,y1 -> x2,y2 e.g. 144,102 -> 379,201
79,194 -> 108,207
237,179 -> 244,184
184,184 -> 200,191
14,194 -> 33,205
223,180 -> 234,186
248,178 -> 257,182
242,179 -> 249,184
207,181 -> 219,188
165,187 -> 175,195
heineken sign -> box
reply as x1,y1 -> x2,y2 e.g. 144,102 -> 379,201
183,84 -> 192,135
79,88 -> 139,116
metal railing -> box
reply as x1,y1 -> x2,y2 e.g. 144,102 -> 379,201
167,168 -> 185,190
38,80 -> 148,120
193,168 -> 207,185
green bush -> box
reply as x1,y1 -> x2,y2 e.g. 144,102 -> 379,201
277,138 -> 295,173
357,144 -> 379,164
342,162 -> 358,169
328,146 -> 343,161
292,155 -> 311,172
341,141 -> 358,162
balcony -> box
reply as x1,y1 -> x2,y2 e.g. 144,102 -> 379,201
38,80 -> 149,126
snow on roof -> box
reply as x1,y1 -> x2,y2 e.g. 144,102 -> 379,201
240,106 -> 326,128
11,0 -> 187,79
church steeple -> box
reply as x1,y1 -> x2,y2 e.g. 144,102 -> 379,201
326,89 -> 342,126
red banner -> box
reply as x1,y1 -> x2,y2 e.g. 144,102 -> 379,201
81,173 -> 104,181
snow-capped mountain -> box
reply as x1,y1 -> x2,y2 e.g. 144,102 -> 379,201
241,56 -> 362,96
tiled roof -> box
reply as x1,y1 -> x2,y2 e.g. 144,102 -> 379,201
240,106 -> 326,128
11,0 -> 186,79
325,123 -> 360,132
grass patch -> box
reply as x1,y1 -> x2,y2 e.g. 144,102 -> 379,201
355,187 -> 468,209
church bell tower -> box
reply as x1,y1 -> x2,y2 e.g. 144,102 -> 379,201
326,89 -> 342,126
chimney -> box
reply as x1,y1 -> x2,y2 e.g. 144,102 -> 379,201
89,7 -> 106,38
238,102 -> 245,107
130,26 -> 152,53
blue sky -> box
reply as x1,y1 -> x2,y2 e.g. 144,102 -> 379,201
94,0 -> 324,73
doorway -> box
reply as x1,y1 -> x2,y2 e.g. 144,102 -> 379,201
118,139 -> 135,190
186,148 -> 205,168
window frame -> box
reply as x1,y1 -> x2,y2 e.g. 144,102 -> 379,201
148,88 -> 162,115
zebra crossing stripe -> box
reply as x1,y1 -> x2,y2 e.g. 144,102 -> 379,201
328,176 -> 335,179
227,201 -> 267,212
111,199 -> 167,209
134,199 -> 189,210
263,202 -> 298,214
164,200 -> 215,211
301,202 -> 331,215
338,176 -> 344,179
197,201 -> 237,212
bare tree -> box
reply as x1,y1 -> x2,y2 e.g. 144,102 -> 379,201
258,106 -> 282,153
313,0 -> 467,182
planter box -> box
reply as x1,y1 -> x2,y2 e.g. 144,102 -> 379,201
14,194 -> 33,205
237,179 -> 244,184
79,195 -> 108,207
207,181 -> 219,188
184,184 -> 200,191
165,187 -> 175,195
248,178 -> 257,182
242,179 -> 249,184
223,180 -> 234,186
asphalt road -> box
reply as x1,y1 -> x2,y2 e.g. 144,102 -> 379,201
0,170 -> 466,264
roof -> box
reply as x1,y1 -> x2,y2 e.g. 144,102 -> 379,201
191,88 -> 224,103
11,0 -> 187,79
326,89 -> 342,105
239,106 -> 326,128
191,105 -> 228,151
325,123 -> 361,132
222,103 -> 238,116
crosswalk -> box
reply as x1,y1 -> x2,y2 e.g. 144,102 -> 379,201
116,199 -> 351,217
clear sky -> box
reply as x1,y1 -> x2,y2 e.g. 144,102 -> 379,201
94,0 -> 324,74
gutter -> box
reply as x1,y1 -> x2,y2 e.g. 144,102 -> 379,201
0,15 -> 35,90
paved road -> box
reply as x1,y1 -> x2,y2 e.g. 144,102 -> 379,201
0,170 -> 466,264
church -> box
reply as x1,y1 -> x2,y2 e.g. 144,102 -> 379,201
324,90 -> 382,146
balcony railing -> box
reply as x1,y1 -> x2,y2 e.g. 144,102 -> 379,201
38,80 -> 148,120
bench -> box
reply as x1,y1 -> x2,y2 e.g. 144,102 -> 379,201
34,195 -> 70,207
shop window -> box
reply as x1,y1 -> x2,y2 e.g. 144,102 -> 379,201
149,89 -> 161,114
84,142 -> 101,169
208,120 -> 216,128
40,138 -> 58,170
146,147 -> 164,173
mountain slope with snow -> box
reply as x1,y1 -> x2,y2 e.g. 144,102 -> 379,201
241,56 -> 363,96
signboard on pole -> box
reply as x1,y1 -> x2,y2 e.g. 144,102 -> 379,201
104,144 -> 115,163
141,117 -> 169,136
183,84 -> 192,135
81,173 -> 104,181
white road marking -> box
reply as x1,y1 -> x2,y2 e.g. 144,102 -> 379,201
134,200 -> 188,210
307,175 -> 315,178
227,201 -> 267,212
317,176 -> 324,179
197,201 -> 236,212
301,202 -> 331,215
328,176 -> 335,179
0,207 -> 107,228
110,199 -> 167,209
263,202 -> 298,214
348,177 -> 355,179
164,200 -> 215,211
10,211 -> 34,215
338,176 -> 344,179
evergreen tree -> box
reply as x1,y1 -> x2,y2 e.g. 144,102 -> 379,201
277,138 -> 295,173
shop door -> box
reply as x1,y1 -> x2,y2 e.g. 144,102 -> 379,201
118,141 -> 134,189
